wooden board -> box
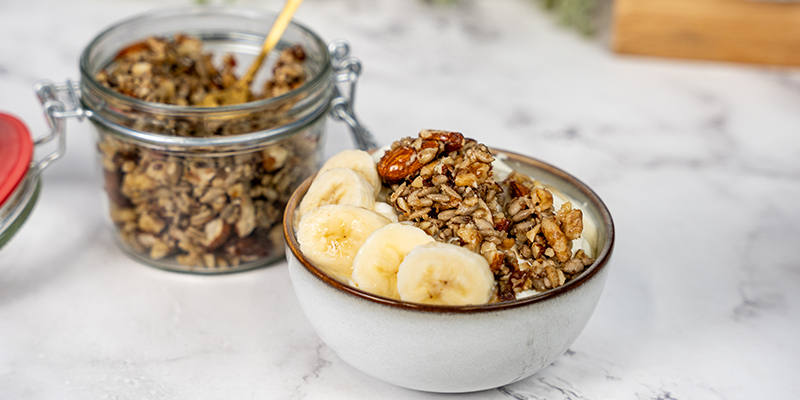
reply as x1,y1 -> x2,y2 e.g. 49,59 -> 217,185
612,0 -> 800,67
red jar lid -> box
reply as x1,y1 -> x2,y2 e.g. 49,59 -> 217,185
0,113 -> 33,207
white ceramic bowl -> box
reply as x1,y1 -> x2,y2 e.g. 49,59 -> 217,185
283,149 -> 615,393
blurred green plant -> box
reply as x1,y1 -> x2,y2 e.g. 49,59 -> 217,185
539,0 -> 597,36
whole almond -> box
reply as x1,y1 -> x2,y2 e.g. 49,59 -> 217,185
419,130 -> 465,153
377,146 -> 423,184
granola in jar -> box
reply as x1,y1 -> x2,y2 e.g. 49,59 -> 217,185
93,34 -> 321,271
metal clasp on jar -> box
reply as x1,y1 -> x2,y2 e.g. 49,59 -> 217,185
33,80 -> 87,173
328,40 -> 377,151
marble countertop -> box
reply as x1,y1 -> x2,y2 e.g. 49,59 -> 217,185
1,0 -> 799,398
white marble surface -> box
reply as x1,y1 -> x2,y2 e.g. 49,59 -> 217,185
1,0 -> 799,398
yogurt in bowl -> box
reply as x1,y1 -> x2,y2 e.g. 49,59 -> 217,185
283,130 -> 614,392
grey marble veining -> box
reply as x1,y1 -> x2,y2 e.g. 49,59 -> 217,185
1,0 -> 799,398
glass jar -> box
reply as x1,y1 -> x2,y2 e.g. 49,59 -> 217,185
34,6 -> 376,273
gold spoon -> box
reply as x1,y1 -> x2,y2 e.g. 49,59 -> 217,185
200,0 -> 305,107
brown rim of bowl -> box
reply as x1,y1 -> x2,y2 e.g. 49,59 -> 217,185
283,148 -> 615,313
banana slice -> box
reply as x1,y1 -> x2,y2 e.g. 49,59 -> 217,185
298,168 -> 376,217
397,242 -> 495,305
297,204 -> 391,281
318,149 -> 382,196
352,224 -> 435,300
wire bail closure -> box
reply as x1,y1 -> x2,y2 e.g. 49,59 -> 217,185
33,80 -> 87,174
328,40 -> 377,151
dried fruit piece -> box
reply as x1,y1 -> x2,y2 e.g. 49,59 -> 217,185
224,231 -> 273,261
104,170 -> 131,207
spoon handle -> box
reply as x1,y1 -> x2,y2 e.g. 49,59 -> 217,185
242,0 -> 305,84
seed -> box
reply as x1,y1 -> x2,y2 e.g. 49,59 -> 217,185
438,209 -> 456,221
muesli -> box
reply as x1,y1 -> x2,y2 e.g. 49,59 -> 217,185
96,34 -> 318,270
378,130 -> 594,302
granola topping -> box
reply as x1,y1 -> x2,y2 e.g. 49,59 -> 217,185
379,130 -> 595,302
